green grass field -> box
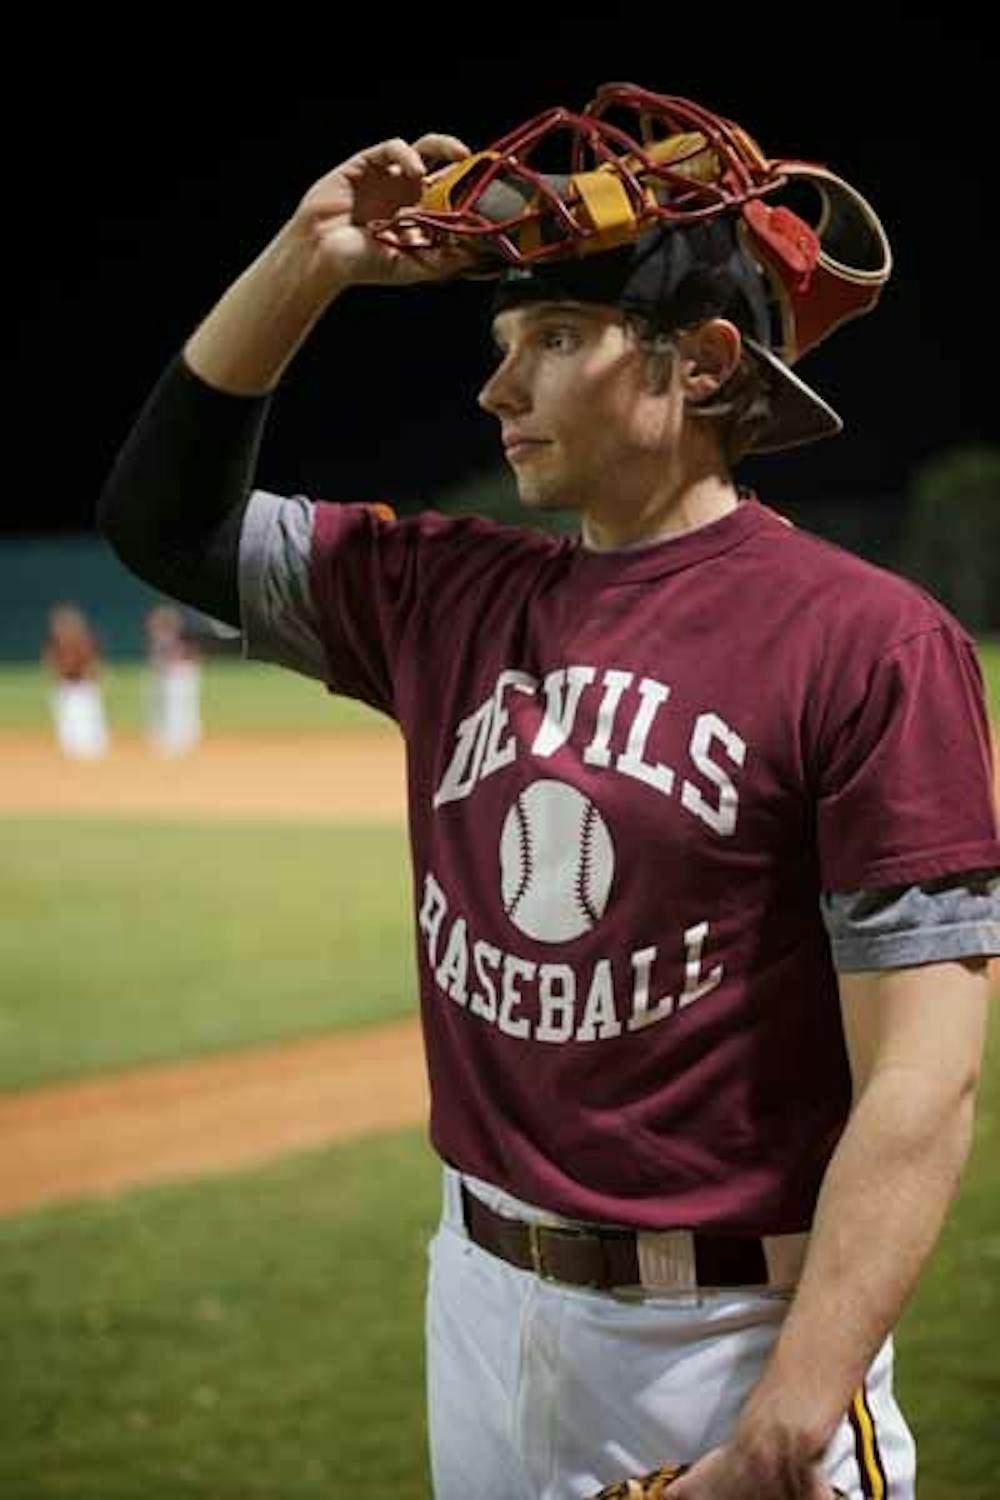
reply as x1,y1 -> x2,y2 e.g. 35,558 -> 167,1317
0,1132 -> 438,1500
0,818 -> 414,1090
1,654 -> 999,1497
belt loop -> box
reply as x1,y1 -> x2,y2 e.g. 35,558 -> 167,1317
762,1231 -> 810,1290
528,1221 -> 544,1276
445,1167 -> 467,1231
636,1230 -> 698,1294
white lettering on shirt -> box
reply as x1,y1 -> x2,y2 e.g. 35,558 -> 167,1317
615,677 -> 674,795
433,700 -> 495,809
677,920 -> 724,1009
480,670 -> 537,780
681,713 -> 747,838
583,669 -> 634,767
532,667 -> 597,756
419,871 -> 723,1045
498,955 -> 535,1038
430,666 -> 745,837
418,870 -> 448,966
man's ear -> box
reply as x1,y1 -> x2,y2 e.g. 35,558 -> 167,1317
677,319 -> 743,402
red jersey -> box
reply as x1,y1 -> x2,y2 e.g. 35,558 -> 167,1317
44,632 -> 100,681
291,497 -> 1000,1233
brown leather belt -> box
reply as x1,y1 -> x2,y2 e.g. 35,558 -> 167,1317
460,1185 -> 769,1291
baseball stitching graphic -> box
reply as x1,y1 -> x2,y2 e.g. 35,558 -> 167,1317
500,779 -> 615,942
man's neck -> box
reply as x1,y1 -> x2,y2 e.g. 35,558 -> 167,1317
580,475 -> 741,552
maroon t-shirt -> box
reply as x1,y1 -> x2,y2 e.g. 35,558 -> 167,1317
304,497 -> 1000,1233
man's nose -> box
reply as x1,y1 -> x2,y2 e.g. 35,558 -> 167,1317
477,356 -> 530,416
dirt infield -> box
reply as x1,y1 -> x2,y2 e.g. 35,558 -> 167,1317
1,730 -> 422,1216
0,1021 -> 427,1216
0,729 -> 407,822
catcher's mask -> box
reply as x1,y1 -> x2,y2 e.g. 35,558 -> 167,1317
372,83 -> 892,454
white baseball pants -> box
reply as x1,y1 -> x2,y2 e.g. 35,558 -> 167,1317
426,1170 -> 916,1499
50,681 -> 109,760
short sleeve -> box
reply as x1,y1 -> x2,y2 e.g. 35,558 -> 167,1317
816,626 -> 1000,891
239,489 -> 420,718
306,498 -> 424,717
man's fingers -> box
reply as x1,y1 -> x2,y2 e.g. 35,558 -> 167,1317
358,137 -> 428,180
351,134 -> 469,187
413,132 -> 472,165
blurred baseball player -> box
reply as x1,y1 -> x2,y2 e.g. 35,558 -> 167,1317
144,603 -> 202,755
98,84 -> 1000,1499
42,602 -> 110,760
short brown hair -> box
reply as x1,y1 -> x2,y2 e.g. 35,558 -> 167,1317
691,348 -> 776,464
628,316 -> 776,465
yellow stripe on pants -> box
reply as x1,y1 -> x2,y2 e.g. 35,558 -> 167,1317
851,1387 -> 887,1499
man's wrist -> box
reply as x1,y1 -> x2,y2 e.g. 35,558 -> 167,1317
717,1418 -> 818,1498
184,221 -> 346,398
733,1393 -> 833,1467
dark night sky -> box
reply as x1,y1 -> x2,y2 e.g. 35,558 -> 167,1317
5,20 -> 994,540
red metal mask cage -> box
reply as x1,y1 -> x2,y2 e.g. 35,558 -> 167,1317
369,82 -> 891,367
370,83 -> 785,266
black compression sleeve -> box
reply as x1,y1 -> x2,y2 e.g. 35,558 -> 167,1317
96,354 -> 274,627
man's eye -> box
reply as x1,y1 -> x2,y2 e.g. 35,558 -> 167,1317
541,326 -> 579,351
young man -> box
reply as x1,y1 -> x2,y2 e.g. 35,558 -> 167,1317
98,95 -> 1000,1500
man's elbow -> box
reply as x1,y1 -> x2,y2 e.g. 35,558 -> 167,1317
919,1069 -> 981,1193
951,1064 -> 982,1157
94,456 -> 174,593
855,1057 -> 982,1175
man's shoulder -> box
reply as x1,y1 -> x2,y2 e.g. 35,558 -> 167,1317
373,509 -> 570,588
396,508 -> 564,555
295,495 -> 569,584
305,495 -> 564,557
750,503 -> 966,646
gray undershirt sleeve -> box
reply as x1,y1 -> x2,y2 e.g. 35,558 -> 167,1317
822,874 -> 1000,971
237,489 -> 329,682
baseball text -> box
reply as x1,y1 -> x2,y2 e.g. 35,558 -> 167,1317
419,870 -> 723,1042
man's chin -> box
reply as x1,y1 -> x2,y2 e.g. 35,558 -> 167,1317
515,481 -> 578,514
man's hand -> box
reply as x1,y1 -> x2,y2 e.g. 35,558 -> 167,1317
291,133 -> 473,287
667,1438 -> 837,1500
184,130 -> 475,392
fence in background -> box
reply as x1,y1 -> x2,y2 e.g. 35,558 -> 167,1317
0,535 -> 235,661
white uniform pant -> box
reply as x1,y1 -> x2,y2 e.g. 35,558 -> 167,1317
50,681 -> 109,760
147,663 -> 201,754
427,1171 -> 916,1499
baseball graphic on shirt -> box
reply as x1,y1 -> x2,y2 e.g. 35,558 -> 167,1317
500,779 -> 615,942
